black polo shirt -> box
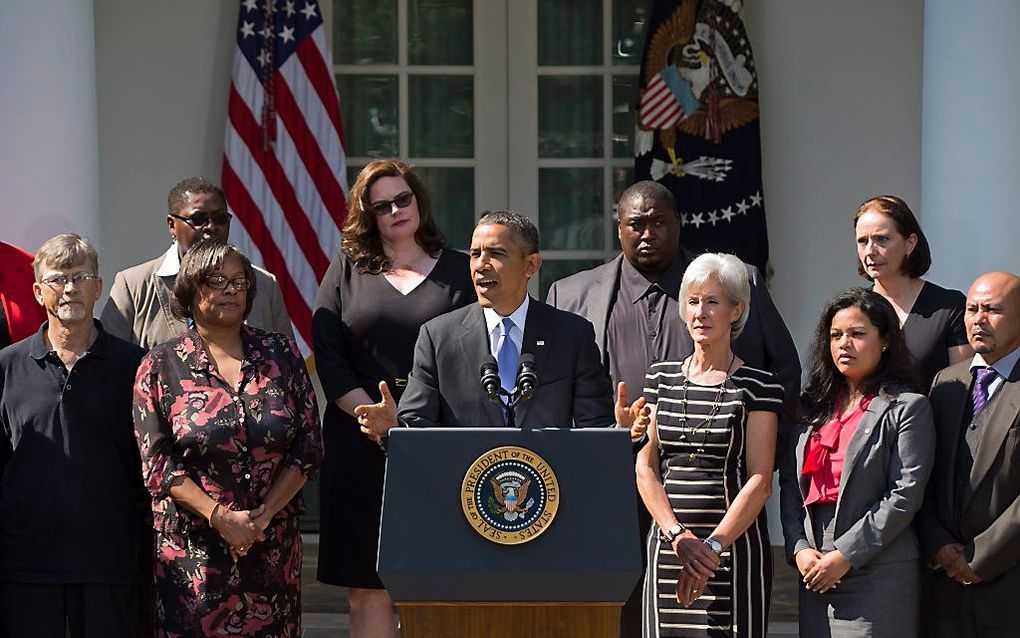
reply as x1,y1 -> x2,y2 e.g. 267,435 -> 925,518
0,320 -> 146,584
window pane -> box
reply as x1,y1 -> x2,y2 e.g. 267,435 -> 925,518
409,75 -> 474,158
409,0 -> 473,65
416,166 -> 475,249
538,76 -> 603,158
539,168 -> 604,251
611,166 -> 634,250
538,0 -> 602,66
336,75 -> 399,157
333,0 -> 398,65
612,0 -> 649,65
539,259 -> 604,301
612,75 -> 638,158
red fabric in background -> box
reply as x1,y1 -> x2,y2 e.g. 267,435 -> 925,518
0,241 -> 46,344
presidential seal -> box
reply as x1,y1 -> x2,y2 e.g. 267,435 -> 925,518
461,446 -> 560,545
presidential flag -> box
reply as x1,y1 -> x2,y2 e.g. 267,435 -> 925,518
222,0 -> 348,355
635,0 -> 769,273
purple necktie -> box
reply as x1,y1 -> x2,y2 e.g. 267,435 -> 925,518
972,367 -> 998,415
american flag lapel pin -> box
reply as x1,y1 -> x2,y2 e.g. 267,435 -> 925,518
536,340 -> 546,346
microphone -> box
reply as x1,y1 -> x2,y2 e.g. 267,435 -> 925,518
480,355 -> 501,402
515,353 -> 537,401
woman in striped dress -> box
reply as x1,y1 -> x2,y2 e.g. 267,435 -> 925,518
637,253 -> 784,637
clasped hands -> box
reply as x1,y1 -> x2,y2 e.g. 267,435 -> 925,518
673,532 -> 722,607
210,503 -> 273,561
794,548 -> 851,593
935,543 -> 982,586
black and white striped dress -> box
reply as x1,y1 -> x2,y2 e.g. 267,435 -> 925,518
642,362 -> 784,638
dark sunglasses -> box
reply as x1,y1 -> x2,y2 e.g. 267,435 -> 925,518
367,191 -> 414,217
170,210 -> 233,228
204,276 -> 250,291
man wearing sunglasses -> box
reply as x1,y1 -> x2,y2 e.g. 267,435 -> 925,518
102,177 -> 292,350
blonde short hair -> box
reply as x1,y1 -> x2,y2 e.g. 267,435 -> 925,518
679,252 -> 751,340
32,234 -> 99,281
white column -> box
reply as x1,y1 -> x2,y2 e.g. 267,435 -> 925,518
922,0 -> 1020,288
0,0 -> 100,254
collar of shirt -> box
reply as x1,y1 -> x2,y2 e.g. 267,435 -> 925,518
619,255 -> 683,304
155,242 -> 182,277
180,324 -> 262,375
27,319 -> 109,362
970,346 -> 1020,398
482,295 -> 530,357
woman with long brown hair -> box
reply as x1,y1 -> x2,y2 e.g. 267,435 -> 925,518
312,160 -> 475,637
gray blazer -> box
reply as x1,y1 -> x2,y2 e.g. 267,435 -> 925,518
101,254 -> 293,350
546,250 -> 801,419
397,299 -> 614,429
779,389 -> 935,568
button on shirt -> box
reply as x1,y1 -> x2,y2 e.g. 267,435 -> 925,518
0,321 -> 146,584
606,257 -> 687,398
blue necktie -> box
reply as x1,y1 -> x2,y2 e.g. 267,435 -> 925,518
497,317 -> 519,394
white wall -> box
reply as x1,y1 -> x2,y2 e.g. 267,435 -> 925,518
743,0 -> 925,539
93,0 -> 236,294
0,0 -> 101,255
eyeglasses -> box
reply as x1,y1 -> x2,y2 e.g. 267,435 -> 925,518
204,276 -> 250,291
170,210 -> 233,228
367,191 -> 414,217
41,272 -> 98,289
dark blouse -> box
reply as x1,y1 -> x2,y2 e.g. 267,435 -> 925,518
902,280 -> 967,390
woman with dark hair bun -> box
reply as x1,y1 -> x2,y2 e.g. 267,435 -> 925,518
853,195 -> 971,389
312,159 -> 475,637
779,287 -> 935,637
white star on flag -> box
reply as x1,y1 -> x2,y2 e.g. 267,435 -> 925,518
240,21 -> 255,39
749,192 -> 763,207
280,25 -> 295,44
284,0 -> 296,16
301,2 -> 317,19
721,206 -> 735,221
242,0 -> 257,12
706,210 -> 719,225
689,212 -> 705,228
736,200 -> 749,215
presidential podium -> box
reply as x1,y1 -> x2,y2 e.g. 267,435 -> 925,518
378,428 -> 642,638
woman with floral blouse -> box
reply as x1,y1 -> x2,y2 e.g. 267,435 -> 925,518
134,239 -> 323,637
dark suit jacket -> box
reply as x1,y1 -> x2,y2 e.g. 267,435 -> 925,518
779,389 -> 935,568
918,357 -> 1020,628
545,250 -> 801,418
397,299 -> 614,429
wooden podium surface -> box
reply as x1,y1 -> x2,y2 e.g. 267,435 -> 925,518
398,602 -> 622,638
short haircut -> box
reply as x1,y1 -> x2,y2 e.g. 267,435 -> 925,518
618,181 -> 678,217
853,195 -> 932,279
171,239 -> 257,321
341,159 -> 445,273
32,233 -> 99,281
167,177 -> 226,215
678,252 -> 751,340
476,210 -> 539,254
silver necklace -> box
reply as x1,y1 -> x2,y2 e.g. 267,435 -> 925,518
677,353 -> 736,460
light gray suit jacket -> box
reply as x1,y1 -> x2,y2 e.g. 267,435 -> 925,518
779,389 -> 935,568
101,254 -> 293,350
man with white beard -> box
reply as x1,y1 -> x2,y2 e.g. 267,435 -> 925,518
0,234 -> 146,638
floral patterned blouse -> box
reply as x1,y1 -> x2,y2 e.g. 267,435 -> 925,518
134,325 -> 322,637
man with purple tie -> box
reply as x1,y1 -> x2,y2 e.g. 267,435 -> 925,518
919,271 -> 1020,637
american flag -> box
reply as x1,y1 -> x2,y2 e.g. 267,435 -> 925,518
222,0 -> 347,355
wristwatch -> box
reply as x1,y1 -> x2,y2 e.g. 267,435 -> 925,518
658,523 -> 686,544
704,537 -> 723,555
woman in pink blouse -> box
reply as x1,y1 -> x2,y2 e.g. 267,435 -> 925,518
779,287 -> 935,637
134,239 -> 323,637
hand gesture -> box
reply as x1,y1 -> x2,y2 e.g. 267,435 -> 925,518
614,382 -> 650,440
804,549 -> 851,593
672,531 -> 721,580
354,381 -> 398,441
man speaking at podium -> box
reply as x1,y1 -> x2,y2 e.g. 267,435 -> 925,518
356,210 -> 642,436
